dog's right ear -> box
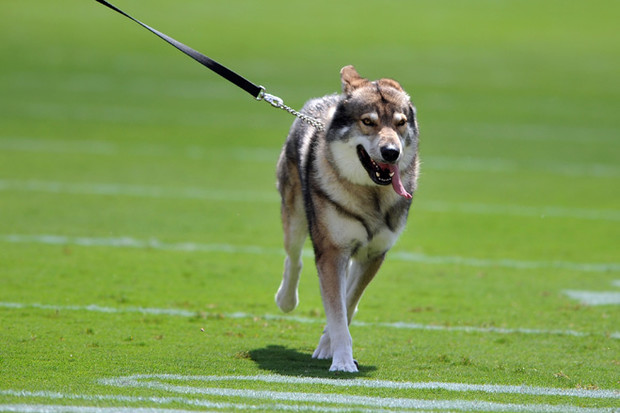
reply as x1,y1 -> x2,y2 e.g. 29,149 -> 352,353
340,65 -> 369,95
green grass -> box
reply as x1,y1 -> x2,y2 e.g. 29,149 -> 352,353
0,0 -> 618,412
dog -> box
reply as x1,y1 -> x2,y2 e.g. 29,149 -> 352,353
275,65 -> 420,372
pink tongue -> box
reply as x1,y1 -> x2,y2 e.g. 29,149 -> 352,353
383,163 -> 412,199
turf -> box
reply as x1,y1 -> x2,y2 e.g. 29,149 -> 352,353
0,1 -> 618,412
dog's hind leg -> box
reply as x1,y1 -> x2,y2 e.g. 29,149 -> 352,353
275,212 -> 306,312
275,166 -> 307,313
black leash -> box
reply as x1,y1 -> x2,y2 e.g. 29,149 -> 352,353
93,0 -> 324,130
95,0 -> 325,130
94,0 -> 260,98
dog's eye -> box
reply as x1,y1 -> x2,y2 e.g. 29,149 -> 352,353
361,118 -> 375,126
396,117 -> 407,127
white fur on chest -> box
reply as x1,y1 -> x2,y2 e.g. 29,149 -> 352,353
323,205 -> 402,259
358,225 -> 401,259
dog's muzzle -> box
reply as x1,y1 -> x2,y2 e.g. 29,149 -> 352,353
356,145 -> 412,199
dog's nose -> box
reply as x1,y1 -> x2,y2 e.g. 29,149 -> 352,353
380,146 -> 400,163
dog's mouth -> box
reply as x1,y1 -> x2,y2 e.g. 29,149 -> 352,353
356,145 -> 412,199
357,145 -> 393,185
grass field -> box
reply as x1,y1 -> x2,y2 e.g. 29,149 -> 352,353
1,0 -> 619,412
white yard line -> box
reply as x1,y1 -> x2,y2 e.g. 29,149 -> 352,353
108,374 -> 620,400
2,178 -> 619,221
1,233 -> 618,273
0,389 -> 396,413
562,290 -> 620,306
1,301 -> 617,340
1,378 -> 617,413
0,404 -> 218,413
0,302 -> 196,318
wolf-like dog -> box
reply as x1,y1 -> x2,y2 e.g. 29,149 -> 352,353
275,65 -> 419,372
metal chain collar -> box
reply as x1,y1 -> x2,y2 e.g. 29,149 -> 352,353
257,88 -> 325,131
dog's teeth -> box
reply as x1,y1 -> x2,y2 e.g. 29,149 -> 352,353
389,172 -> 395,177
375,172 -> 380,178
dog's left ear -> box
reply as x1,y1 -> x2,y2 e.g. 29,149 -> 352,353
340,65 -> 369,95
377,78 -> 404,92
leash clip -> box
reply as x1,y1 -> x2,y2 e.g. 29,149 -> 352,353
256,86 -> 283,108
264,94 -> 285,109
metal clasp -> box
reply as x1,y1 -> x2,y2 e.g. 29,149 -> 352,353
255,86 -> 284,108
263,93 -> 284,109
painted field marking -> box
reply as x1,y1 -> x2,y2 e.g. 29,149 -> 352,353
2,233 -> 619,273
1,301 -> 617,340
563,291 -> 620,306
563,280 -> 620,306
2,178 -> 620,222
2,374 -> 617,413
0,389 -> 374,413
99,374 -> 618,413
106,374 -> 620,400
0,404 -> 214,413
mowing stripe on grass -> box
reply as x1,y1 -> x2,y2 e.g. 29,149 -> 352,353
2,233 -> 619,273
426,156 -> 620,178
2,302 -> 617,340
2,178 -> 619,221
0,138 -> 278,162
0,179 -> 277,203
2,136 -> 619,178
418,200 -> 620,222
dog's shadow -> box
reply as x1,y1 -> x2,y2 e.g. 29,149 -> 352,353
249,345 -> 376,378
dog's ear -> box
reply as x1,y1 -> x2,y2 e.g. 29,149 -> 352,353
340,65 -> 369,95
378,78 -> 404,92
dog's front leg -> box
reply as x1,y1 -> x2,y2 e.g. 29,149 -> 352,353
345,254 -> 385,325
313,248 -> 358,372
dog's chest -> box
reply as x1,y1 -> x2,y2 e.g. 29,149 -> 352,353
357,225 -> 401,260
321,196 -> 405,259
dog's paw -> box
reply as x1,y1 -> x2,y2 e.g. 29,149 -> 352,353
312,333 -> 332,359
329,356 -> 359,373
275,284 -> 298,313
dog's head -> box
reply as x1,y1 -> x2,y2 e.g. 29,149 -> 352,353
326,65 -> 419,199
